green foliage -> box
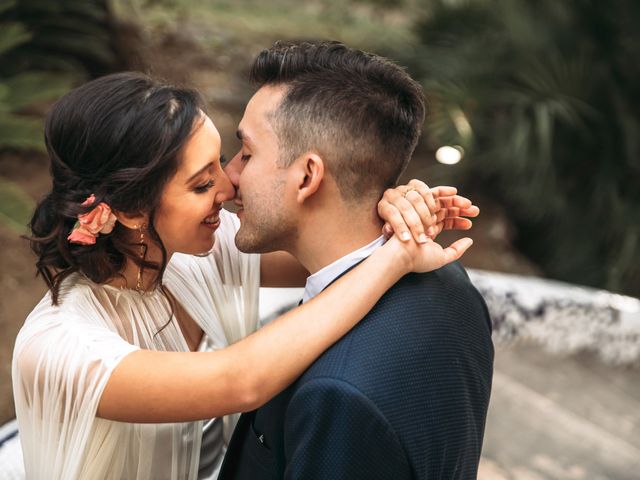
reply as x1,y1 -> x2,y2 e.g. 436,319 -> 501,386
0,5 -> 77,152
0,0 -> 118,151
113,0 -> 416,56
0,177 -> 35,234
1,0 -> 119,76
411,0 -> 640,296
0,0 -> 120,233
0,21 -> 30,54
353,0 -> 407,7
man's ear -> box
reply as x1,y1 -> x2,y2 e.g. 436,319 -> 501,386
113,210 -> 148,230
295,152 -> 325,204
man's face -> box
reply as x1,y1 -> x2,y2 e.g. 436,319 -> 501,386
225,85 -> 298,253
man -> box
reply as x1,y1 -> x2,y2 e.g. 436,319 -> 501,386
219,41 -> 493,479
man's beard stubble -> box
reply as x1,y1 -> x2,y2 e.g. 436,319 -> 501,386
233,199 -> 298,255
234,171 -> 299,254
234,216 -> 297,254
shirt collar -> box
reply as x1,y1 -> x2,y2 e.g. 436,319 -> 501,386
301,235 -> 386,304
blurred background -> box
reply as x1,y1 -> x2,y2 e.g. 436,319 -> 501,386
0,0 -> 638,478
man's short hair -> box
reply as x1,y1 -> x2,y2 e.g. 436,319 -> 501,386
250,40 -> 425,202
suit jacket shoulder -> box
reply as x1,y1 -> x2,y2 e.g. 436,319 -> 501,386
219,262 -> 493,480
289,261 -> 494,478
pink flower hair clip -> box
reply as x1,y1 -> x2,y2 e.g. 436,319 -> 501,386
67,194 -> 117,245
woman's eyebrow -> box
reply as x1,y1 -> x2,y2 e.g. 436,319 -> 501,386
185,162 -> 213,184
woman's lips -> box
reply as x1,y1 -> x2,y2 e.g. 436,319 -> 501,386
202,213 -> 220,229
202,220 -> 220,230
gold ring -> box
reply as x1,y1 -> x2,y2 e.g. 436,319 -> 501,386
403,188 -> 417,199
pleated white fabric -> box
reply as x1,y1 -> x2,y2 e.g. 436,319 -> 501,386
12,209 -> 260,480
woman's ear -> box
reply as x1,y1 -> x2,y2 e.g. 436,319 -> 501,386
113,210 -> 148,230
295,151 -> 325,204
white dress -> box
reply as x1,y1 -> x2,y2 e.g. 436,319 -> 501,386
11,209 -> 260,480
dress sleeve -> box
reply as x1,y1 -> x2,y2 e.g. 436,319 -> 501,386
12,309 -> 139,479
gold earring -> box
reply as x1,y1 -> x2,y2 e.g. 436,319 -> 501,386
136,224 -> 146,293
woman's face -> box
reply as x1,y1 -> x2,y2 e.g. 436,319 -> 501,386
154,114 -> 234,256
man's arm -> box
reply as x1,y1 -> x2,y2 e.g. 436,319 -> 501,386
283,378 -> 412,479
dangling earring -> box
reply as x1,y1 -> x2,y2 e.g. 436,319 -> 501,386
136,224 -> 147,293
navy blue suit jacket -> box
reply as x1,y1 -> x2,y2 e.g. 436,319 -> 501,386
218,262 -> 494,479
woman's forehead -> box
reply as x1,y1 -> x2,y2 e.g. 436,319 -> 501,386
178,115 -> 221,175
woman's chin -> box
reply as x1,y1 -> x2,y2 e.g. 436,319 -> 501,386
177,234 -> 216,256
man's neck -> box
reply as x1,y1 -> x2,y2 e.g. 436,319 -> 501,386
291,205 -> 383,274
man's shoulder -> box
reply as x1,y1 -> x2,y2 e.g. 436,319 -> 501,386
387,260 -> 474,297
295,261 -> 491,388
269,263 -> 492,480
363,261 -> 487,326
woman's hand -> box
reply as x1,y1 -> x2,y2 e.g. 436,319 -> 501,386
377,179 -> 480,243
383,233 -> 473,274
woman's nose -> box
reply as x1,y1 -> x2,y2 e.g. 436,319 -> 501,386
215,169 -> 236,203
223,153 -> 244,190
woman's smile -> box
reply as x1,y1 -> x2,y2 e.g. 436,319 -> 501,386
202,213 -> 221,230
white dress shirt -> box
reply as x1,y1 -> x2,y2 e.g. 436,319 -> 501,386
301,235 -> 386,303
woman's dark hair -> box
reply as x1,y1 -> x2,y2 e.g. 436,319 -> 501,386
30,72 -> 205,304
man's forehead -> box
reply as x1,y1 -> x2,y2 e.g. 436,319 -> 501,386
248,85 -> 286,115
238,86 -> 284,140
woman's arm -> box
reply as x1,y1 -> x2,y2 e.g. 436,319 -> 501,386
97,234 -> 471,423
260,180 -> 479,288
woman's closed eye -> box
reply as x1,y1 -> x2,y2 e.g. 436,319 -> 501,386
194,179 -> 215,193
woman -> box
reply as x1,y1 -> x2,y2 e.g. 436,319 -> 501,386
12,72 -> 477,479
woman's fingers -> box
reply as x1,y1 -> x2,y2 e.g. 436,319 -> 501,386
430,185 -> 458,198
442,217 -> 473,231
404,189 -> 436,237
459,205 -> 480,217
378,181 -> 479,243
408,179 -> 437,217
437,195 -> 478,214
378,199 -> 414,241
382,222 -> 394,239
378,182 -> 441,243
403,236 -> 473,272
441,237 -> 473,264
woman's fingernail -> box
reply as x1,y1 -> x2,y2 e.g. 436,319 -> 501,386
401,231 -> 411,241
426,227 -> 435,236
419,234 -> 428,243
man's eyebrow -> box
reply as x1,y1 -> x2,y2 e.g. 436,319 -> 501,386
185,162 -> 213,184
236,129 -> 252,145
